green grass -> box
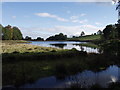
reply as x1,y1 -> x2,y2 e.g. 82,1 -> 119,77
68,35 -> 101,41
3,52 -> 117,87
2,40 -> 31,44
2,51 -> 87,86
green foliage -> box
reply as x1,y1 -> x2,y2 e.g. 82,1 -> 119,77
36,37 -> 44,41
46,33 -> 67,41
102,24 -> 120,40
108,82 -> 120,90
2,27 -> 11,40
12,27 -> 23,40
80,31 -> 85,36
25,36 -> 32,40
2,24 -> 23,40
101,40 -> 120,56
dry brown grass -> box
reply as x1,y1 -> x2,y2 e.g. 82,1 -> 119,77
1,40 -> 62,53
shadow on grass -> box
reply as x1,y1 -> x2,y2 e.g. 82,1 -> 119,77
2,48 -> 120,88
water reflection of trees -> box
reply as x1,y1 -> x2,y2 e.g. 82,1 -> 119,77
100,40 -> 120,56
50,43 -> 67,48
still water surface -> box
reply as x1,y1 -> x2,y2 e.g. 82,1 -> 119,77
28,41 -> 99,53
20,65 -> 120,88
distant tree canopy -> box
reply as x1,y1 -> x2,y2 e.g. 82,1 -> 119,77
36,37 -> 44,41
25,36 -> 32,40
102,24 -> 120,40
46,33 -> 67,41
1,24 -> 23,40
80,31 -> 85,37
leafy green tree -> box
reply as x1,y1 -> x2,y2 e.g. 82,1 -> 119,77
103,25 -> 114,40
12,27 -> 23,40
2,26 -> 11,40
36,37 -> 44,41
115,24 -> 120,39
46,33 -> 67,41
80,31 -> 85,36
25,36 -> 32,40
102,24 -> 120,40
0,24 -> 3,40
1,25 -> 23,40
5,25 -> 13,40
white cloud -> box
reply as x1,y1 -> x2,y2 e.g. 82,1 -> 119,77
70,13 -> 86,19
79,19 -> 88,24
35,13 -> 87,24
70,13 -> 87,24
72,19 -> 88,24
35,13 -> 68,22
12,16 -> 16,19
20,25 -> 103,39
95,22 -> 102,25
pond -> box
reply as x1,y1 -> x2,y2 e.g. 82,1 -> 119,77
28,41 -> 99,53
19,65 -> 120,88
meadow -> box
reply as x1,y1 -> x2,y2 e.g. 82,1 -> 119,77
67,35 -> 101,41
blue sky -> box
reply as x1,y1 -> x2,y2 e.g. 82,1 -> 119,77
2,2 -> 117,39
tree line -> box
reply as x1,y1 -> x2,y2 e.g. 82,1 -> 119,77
24,33 -> 67,41
1,24 -> 23,40
1,24 -> 119,41
102,24 -> 120,40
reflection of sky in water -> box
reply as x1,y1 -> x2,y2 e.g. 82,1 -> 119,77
28,41 -> 99,53
20,65 -> 120,88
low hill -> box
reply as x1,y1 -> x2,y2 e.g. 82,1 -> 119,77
68,35 -> 101,41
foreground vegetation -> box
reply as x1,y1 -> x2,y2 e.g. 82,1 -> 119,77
2,40 -> 120,89
3,49 -> 120,88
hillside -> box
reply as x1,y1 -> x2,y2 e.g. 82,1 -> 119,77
68,35 -> 101,41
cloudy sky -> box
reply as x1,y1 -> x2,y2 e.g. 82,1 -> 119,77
2,2 -> 117,39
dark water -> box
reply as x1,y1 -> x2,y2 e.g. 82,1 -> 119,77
28,41 -> 99,53
20,65 -> 120,88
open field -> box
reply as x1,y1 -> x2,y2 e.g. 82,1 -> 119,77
68,35 -> 101,41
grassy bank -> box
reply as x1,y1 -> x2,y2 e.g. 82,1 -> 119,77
2,40 -> 31,44
68,35 -> 101,41
1,40 -> 62,53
